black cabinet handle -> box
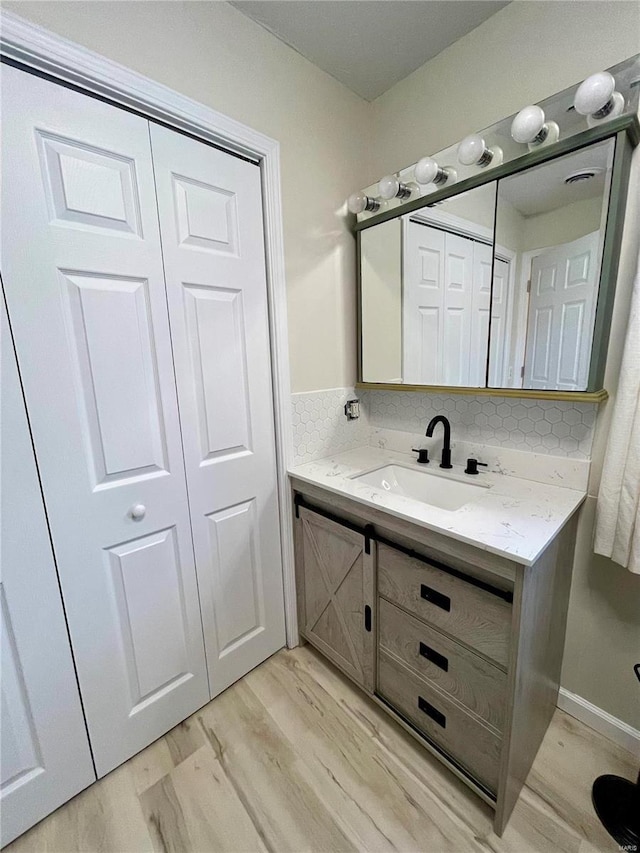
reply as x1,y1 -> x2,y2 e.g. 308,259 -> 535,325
418,696 -> 446,728
364,605 -> 372,632
419,641 -> 449,672
420,583 -> 451,612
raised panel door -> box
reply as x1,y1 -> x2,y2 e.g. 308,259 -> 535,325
149,124 -> 286,697
1,65 -> 209,777
1,300 -> 95,846
524,232 -> 599,391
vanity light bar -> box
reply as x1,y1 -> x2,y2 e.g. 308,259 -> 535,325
345,56 -> 639,220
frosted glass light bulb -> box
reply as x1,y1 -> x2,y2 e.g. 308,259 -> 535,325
414,156 -> 450,186
347,191 -> 379,214
574,72 -> 615,115
511,105 -> 559,147
347,192 -> 366,214
378,175 -> 412,200
458,134 -> 489,166
379,175 -> 400,199
511,106 -> 545,143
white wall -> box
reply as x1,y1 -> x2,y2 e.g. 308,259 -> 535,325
4,0 -> 371,393
361,219 -> 402,382
367,0 -> 640,727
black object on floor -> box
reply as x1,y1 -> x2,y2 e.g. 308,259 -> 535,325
591,663 -> 640,848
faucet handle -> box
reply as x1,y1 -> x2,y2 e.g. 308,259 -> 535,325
465,457 -> 488,475
412,447 -> 430,464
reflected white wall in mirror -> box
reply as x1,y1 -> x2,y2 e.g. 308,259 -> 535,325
490,139 -> 614,392
361,219 -> 402,382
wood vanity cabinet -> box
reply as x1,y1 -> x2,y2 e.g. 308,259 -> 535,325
294,505 -> 375,691
292,485 -> 578,836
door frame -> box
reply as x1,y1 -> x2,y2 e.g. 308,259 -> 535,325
0,10 -> 299,647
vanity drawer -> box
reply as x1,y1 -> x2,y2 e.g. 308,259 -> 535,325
378,651 -> 501,793
378,543 -> 511,667
378,598 -> 506,732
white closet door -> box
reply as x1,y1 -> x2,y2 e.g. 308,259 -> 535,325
524,232 -> 599,390
149,125 -> 286,696
442,232 -> 474,386
488,257 -> 511,386
403,221 -> 445,384
1,300 -> 95,847
469,241 -> 493,387
1,66 -> 209,777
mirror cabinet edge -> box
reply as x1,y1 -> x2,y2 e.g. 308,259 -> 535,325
354,382 -> 609,404
587,129 -> 635,391
355,117 -> 639,398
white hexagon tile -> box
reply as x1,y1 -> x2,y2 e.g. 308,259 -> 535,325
362,391 -> 597,458
291,388 -> 369,465
291,388 -> 598,464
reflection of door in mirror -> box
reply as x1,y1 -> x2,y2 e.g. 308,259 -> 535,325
403,222 -> 493,385
491,138 -> 614,392
524,232 -> 600,390
402,183 -> 497,387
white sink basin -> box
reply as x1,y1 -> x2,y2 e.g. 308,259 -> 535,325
353,464 -> 489,511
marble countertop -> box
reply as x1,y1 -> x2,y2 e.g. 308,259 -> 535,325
288,446 -> 586,566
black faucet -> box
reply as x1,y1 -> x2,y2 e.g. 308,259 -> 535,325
426,415 -> 453,469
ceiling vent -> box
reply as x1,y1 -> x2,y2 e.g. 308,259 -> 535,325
564,168 -> 602,185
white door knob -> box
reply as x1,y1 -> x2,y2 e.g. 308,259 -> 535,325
129,504 -> 146,520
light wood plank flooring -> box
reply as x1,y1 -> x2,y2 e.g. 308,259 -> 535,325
6,645 -> 636,853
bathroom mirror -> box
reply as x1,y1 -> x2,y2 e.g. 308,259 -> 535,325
360,182 -> 497,386
489,139 -> 614,391
357,126 -> 632,398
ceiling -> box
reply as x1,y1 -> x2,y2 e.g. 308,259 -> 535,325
500,140 -> 614,217
230,1 -> 510,101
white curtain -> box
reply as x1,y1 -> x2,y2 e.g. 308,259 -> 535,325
594,248 -> 640,573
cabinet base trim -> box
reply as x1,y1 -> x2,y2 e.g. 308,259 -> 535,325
557,688 -> 640,755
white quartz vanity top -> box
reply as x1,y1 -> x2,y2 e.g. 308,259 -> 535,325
288,446 -> 586,566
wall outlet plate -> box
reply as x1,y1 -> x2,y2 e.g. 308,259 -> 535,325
344,398 -> 360,420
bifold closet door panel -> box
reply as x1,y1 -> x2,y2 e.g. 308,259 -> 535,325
1,301 -> 96,847
1,66 -> 209,777
149,124 -> 286,696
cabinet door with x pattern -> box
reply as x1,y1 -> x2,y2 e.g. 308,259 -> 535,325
295,506 -> 375,691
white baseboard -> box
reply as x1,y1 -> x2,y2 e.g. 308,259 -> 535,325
558,687 -> 640,757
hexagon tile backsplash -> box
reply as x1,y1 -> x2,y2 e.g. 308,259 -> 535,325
291,388 -> 598,465
364,391 -> 597,458
292,387 -> 369,465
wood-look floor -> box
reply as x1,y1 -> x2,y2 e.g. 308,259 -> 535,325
7,645 -> 636,853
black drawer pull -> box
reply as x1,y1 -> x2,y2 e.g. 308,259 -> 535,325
364,605 -> 372,632
418,696 -> 446,728
419,641 -> 449,672
420,583 -> 451,612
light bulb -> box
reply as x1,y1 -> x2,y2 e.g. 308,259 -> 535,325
414,157 -> 452,186
511,105 -> 559,146
378,175 -> 412,200
574,72 -> 625,125
347,192 -> 379,214
457,134 -> 502,167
